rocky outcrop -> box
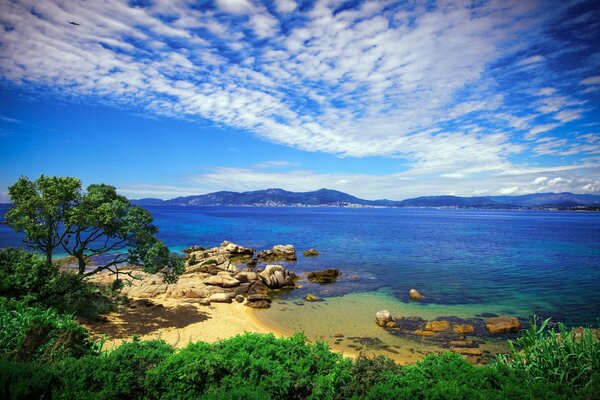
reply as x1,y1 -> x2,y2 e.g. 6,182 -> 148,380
409,289 -> 423,300
306,269 -> 341,283
485,317 -> 521,334
425,320 -> 450,332
245,294 -> 272,309
257,244 -> 297,261
303,248 -> 320,257
203,273 -> 241,288
375,310 -> 394,327
258,265 -> 297,289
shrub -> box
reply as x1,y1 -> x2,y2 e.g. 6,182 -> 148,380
146,332 -> 352,400
53,339 -> 174,400
0,358 -> 58,400
0,248 -> 111,319
0,299 -> 92,363
498,316 -> 600,388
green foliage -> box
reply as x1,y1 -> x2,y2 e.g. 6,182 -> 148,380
0,299 -> 93,363
53,339 -> 174,400
0,358 -> 57,400
340,354 -> 400,399
146,332 -> 352,400
6,175 -> 81,264
5,175 -> 182,280
498,316 -> 600,388
0,248 -> 110,319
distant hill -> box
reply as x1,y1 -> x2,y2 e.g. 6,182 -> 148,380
131,189 -> 600,209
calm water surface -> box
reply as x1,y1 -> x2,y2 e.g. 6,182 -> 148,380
2,205 -> 599,327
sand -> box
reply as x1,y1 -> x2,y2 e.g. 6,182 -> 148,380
84,297 -> 279,351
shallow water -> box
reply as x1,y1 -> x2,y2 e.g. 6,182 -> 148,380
2,205 -> 600,354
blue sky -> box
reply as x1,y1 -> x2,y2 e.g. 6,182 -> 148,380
1,0 -> 599,201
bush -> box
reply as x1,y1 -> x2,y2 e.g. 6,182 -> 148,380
0,248 -> 110,319
53,339 -> 174,400
0,358 -> 57,400
498,316 -> 600,388
0,299 -> 92,363
146,332 -> 352,400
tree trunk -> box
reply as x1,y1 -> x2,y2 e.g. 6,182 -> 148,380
45,243 -> 53,265
77,253 -> 86,275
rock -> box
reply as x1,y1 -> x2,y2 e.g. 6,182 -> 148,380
235,271 -> 258,283
198,299 -> 211,306
245,300 -> 271,308
303,248 -> 320,257
183,245 -> 204,253
247,294 -> 270,302
257,244 -> 297,261
409,289 -> 423,300
203,275 -> 241,288
333,333 -> 344,338
304,293 -> 320,302
425,320 -> 450,332
414,330 -> 435,337
452,324 -> 475,334
375,310 -> 394,327
306,269 -> 341,283
258,265 -> 296,289
219,241 -> 255,257
247,281 -> 269,295
235,295 -> 245,303
451,347 -> 482,356
184,290 -> 204,299
485,317 -> 521,334
386,321 -> 397,328
208,293 -> 232,303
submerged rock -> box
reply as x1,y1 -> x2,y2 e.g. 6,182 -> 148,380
452,324 -> 475,334
425,320 -> 450,332
306,269 -> 341,283
375,310 -> 394,327
303,248 -> 320,257
409,289 -> 423,300
485,317 -> 521,334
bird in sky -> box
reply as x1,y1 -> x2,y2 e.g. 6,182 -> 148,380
68,21 -> 80,26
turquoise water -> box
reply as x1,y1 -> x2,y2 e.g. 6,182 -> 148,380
2,205 -> 599,326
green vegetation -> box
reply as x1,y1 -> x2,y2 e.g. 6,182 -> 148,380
6,175 -> 183,280
499,316 -> 600,388
0,296 -> 598,399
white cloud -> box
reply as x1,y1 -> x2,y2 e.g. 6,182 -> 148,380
519,54 -> 545,65
274,0 -> 297,14
0,0 -> 596,186
581,75 -> 600,85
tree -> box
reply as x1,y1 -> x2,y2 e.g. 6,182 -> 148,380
6,176 -> 182,280
6,176 -> 81,265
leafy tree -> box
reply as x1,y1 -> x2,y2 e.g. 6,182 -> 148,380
5,176 -> 182,280
6,176 -> 81,264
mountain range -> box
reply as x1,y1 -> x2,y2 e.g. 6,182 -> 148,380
131,189 -> 600,209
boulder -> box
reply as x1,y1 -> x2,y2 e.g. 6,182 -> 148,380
258,265 -> 296,289
303,248 -> 320,257
257,244 -> 297,261
203,275 -> 241,288
425,320 -> 450,332
208,293 -> 233,303
375,310 -> 394,327
247,294 -> 270,302
304,293 -> 320,302
235,271 -> 259,283
409,289 -> 423,300
485,317 -> 521,334
452,324 -> 475,334
306,269 -> 341,283
245,300 -> 271,308
219,241 -> 254,257
183,245 -> 204,253
414,330 -> 435,337
451,347 -> 482,356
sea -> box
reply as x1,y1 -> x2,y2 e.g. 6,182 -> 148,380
2,205 -> 599,359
